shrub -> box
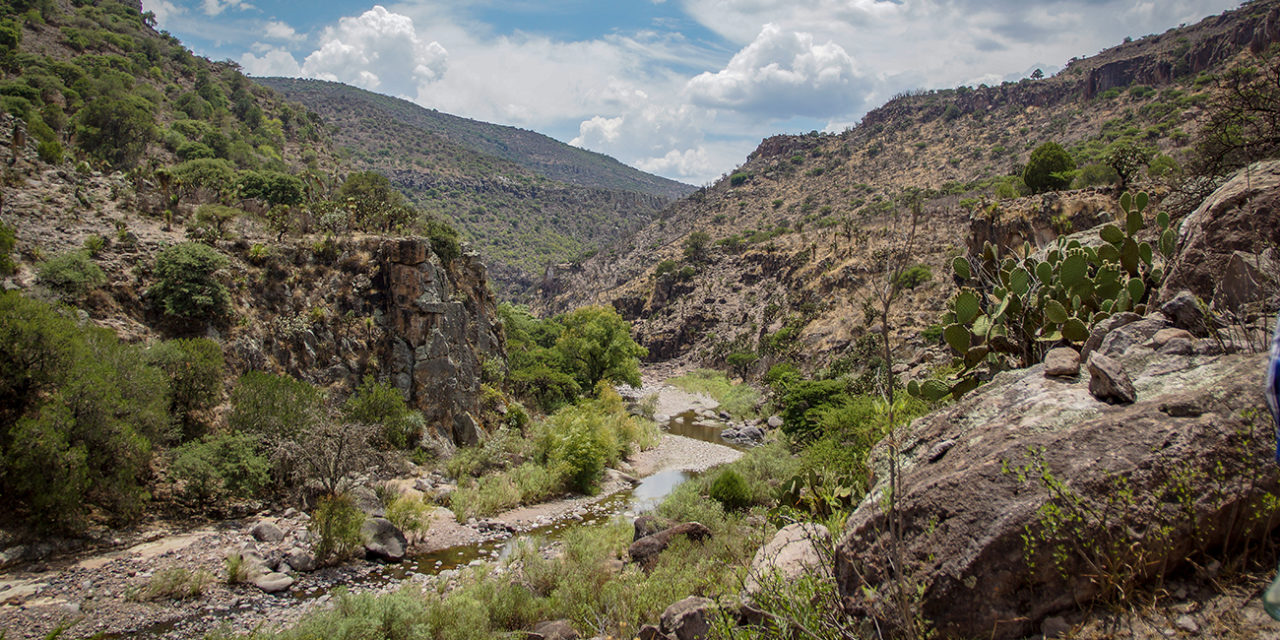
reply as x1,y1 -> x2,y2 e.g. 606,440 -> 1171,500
176,140 -> 215,160
894,263 -> 932,289
36,250 -> 105,301
683,231 -> 712,262
191,204 -> 241,240
236,170 -> 304,206
343,375 -> 420,449
1073,163 -> 1120,189
729,172 -> 749,186
36,139 -> 62,164
146,338 -> 224,437
75,81 -> 156,169
227,370 -> 325,442
1023,142 -> 1077,193
669,369 -> 761,418
169,432 -> 268,502
224,553 -> 250,584
309,493 -> 365,563
148,242 -> 230,319
0,220 -> 13,275
130,567 -> 213,601
708,469 -> 750,511
82,234 -> 106,256
385,494 -> 433,536
654,259 -> 678,278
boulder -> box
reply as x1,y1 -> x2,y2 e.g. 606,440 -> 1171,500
1042,347 -> 1080,378
636,624 -> 670,640
361,517 -> 407,562
250,521 -> 284,543
285,547 -> 316,572
250,571 -> 293,593
1159,291 -> 1210,336
529,619 -> 579,640
633,515 -> 670,542
1160,160 -> 1280,307
628,522 -> 712,570
1079,312 -> 1140,360
767,415 -> 784,429
743,523 -> 831,597
1086,353 -> 1136,404
1152,328 -> 1193,347
835,337 -> 1278,640
660,596 -> 714,640
349,485 -> 386,517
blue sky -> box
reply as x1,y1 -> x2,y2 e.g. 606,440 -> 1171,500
143,0 -> 1244,185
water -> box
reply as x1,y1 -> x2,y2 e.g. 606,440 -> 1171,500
664,410 -> 749,451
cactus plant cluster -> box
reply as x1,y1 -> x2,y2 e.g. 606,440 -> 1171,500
908,192 -> 1177,402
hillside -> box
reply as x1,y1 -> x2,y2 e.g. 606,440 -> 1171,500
257,78 -> 695,296
539,0 -> 1280,377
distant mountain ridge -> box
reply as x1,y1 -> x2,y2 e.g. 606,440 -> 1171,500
258,77 -> 693,296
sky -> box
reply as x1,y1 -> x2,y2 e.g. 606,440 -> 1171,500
142,0 -> 1245,185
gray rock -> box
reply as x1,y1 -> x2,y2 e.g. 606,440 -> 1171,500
1158,337 -> 1195,356
1174,614 -> 1199,634
250,521 -> 284,543
653,413 -> 670,424
660,596 -> 714,640
1080,312 -> 1140,360
1152,327 -> 1194,347
1041,616 -> 1070,638
361,517 -> 408,562
743,523 -> 831,597
767,415 -> 783,429
1160,291 -> 1209,336
1087,353 -> 1136,404
529,619 -> 579,640
1043,347 -> 1080,377
1097,317 -> 1167,358
285,547 -> 317,572
250,571 -> 294,593
349,485 -> 386,517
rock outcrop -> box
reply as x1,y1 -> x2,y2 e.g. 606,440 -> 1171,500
1161,160 -> 1280,312
743,523 -> 831,597
628,522 -> 712,570
835,312 -> 1279,640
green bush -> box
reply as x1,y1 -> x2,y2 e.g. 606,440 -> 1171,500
669,369 -> 761,418
227,370 -> 325,443
683,231 -> 712,262
343,375 -> 421,449
191,204 -> 241,241
0,292 -> 169,530
0,220 -> 14,275
236,170 -> 304,206
169,432 -> 269,502
82,234 -> 106,256
555,305 -> 646,390
385,494 -> 433,535
148,242 -> 230,319
1073,163 -> 1121,188
309,493 -> 365,563
75,78 -> 156,169
777,379 -> 848,442
36,139 -> 62,164
145,338 -> 224,438
708,469 -> 750,511
36,250 -> 105,301
895,263 -> 932,289
729,172 -> 749,186
532,386 -> 658,494
1023,142 -> 1077,193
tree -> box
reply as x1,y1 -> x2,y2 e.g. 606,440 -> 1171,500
1104,140 -> 1152,189
146,338 -> 224,440
148,242 -> 230,320
1023,142 -> 1077,193
75,78 -> 156,169
337,171 -> 414,232
555,305 -> 646,390
683,231 -> 712,262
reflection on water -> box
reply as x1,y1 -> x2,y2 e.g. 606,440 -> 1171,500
664,410 -> 748,451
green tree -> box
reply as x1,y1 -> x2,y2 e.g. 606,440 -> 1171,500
148,242 -> 230,320
555,305 -> 646,390
75,78 -> 156,169
337,170 -> 414,232
0,292 -> 169,530
1104,140 -> 1152,190
227,370 -> 325,443
1023,142 -> 1077,193
145,338 -> 224,439
343,375 -> 422,449
683,230 -> 712,262
170,432 -> 268,502
0,220 -> 14,275
36,250 -> 105,301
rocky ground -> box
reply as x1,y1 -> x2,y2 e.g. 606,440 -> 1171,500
0,376 -> 743,640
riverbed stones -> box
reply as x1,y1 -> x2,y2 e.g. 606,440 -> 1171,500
660,596 -> 714,640
360,518 -> 407,562
1043,347 -> 1080,378
250,571 -> 293,593
250,522 -> 284,543
1087,353 -> 1136,404
743,523 -> 831,597
766,415 -> 783,429
285,547 -> 316,572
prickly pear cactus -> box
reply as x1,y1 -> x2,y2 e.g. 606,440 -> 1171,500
908,191 -> 1176,402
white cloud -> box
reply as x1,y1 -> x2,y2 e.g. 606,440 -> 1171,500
241,47 -> 302,77
263,20 -> 302,42
300,6 -> 447,95
201,0 -> 252,17
141,0 -> 180,27
685,24 -> 867,118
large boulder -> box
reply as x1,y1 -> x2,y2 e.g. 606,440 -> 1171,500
250,521 -> 284,543
835,316 -> 1279,640
1160,160 -> 1280,310
660,596 -> 714,640
361,517 -> 408,562
743,523 -> 831,597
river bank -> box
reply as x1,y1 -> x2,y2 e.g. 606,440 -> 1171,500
0,387 -> 743,640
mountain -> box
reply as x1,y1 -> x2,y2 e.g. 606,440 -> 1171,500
256,77 -> 695,296
537,0 -> 1280,374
